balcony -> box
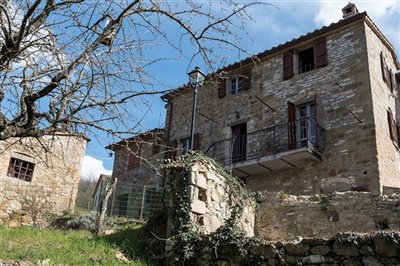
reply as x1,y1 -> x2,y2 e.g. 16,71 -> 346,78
205,118 -> 326,177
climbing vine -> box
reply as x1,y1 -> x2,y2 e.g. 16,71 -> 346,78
163,152 -> 262,264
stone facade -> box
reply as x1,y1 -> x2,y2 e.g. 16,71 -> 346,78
257,191 -> 400,241
162,9 -> 399,195
107,129 -> 164,217
108,129 -> 164,189
0,133 -> 87,225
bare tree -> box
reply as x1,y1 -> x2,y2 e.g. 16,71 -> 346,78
21,185 -> 55,228
0,0 -> 261,141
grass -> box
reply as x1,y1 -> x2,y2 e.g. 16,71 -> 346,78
0,225 -> 148,265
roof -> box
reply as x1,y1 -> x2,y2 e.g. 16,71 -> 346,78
106,128 -> 164,151
161,11 -> 399,100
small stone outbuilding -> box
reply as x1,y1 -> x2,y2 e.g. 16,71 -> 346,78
0,132 -> 87,226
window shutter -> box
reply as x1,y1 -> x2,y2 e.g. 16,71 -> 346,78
218,78 -> 226,98
314,37 -> 327,68
168,140 -> 178,158
389,69 -> 395,93
387,111 -> 397,141
193,133 -> 200,150
380,52 -> 388,83
128,144 -> 141,168
288,101 -> 296,149
241,69 -> 252,90
397,124 -> 400,145
283,51 -> 293,80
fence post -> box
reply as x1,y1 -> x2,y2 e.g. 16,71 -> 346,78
109,177 -> 118,217
140,185 -> 147,220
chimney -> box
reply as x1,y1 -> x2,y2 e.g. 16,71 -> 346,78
342,2 -> 359,19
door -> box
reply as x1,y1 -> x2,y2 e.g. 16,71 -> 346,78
232,123 -> 247,162
296,103 -> 316,147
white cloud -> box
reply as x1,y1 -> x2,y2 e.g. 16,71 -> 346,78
81,155 -> 112,180
314,0 -> 398,26
314,0 -> 400,53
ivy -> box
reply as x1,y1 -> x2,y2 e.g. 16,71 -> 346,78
163,152 -> 261,264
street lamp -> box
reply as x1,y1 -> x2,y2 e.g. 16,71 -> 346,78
187,66 -> 206,150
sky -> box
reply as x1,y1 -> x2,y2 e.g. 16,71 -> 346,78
81,0 -> 400,180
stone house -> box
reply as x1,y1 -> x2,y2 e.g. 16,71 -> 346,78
91,174 -> 112,212
0,132 -> 87,224
106,128 -> 164,217
161,4 -> 400,195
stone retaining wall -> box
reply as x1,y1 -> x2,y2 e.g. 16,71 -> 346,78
256,191 -> 400,241
215,232 -> 400,265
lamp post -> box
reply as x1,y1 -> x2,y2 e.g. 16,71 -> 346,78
187,67 -> 206,150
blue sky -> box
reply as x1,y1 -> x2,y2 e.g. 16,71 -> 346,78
81,0 -> 400,179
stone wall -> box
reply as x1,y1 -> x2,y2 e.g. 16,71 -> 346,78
365,19 -> 400,192
197,231 -> 400,265
0,133 -> 87,226
165,156 -> 255,238
187,161 -> 254,236
256,191 -> 400,241
165,16 -> 385,194
110,134 -> 163,189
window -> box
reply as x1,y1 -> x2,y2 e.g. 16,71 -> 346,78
230,77 -> 242,94
283,37 -> 327,80
298,47 -> 315,74
7,157 -> 35,182
127,144 -> 141,169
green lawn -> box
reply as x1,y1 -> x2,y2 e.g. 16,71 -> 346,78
0,226 -> 147,265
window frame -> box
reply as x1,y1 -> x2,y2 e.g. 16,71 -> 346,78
229,76 -> 243,95
7,157 -> 35,182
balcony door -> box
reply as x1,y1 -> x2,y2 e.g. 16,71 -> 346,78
232,123 -> 247,163
296,103 -> 316,147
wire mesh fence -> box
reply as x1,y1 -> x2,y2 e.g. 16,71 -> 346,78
109,183 -> 164,220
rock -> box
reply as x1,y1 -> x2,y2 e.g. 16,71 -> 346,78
249,244 -> 276,259
285,243 -> 309,256
373,233 -> 400,258
0,212 -> 10,221
332,240 -> 359,256
21,215 -> 31,224
302,255 -> 325,264
10,213 -> 21,221
362,256 -> 383,266
342,258 -> 362,266
7,220 -> 21,228
8,200 -> 22,212
284,255 -> 301,264
311,245 -> 330,255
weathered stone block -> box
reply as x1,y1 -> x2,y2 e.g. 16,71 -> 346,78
0,212 -> 10,221
373,233 -> 400,258
332,240 -> 359,256
311,245 -> 330,255
190,172 -> 207,189
249,244 -> 276,259
285,243 -> 310,256
302,254 -> 326,264
191,200 -> 206,215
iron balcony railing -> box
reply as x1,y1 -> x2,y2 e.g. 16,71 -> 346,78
205,117 -> 326,166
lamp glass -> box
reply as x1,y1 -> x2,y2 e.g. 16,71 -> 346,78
188,67 -> 206,86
